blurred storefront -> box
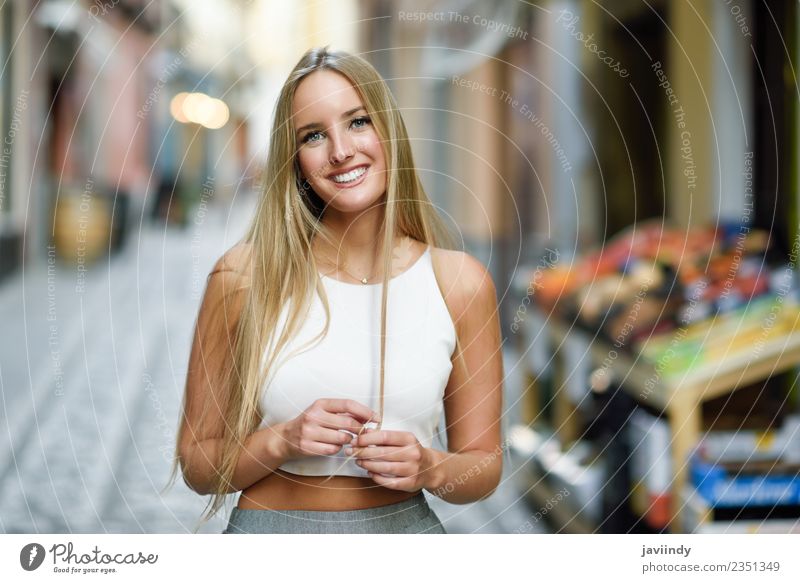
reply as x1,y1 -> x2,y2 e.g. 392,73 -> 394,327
0,0 -> 40,282
41,1 -> 162,260
515,0 -> 800,534
0,0 -> 256,278
358,0 -> 798,322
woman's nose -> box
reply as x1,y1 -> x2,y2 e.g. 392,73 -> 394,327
328,127 -> 355,165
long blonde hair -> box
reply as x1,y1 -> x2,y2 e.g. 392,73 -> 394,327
171,46 -> 463,526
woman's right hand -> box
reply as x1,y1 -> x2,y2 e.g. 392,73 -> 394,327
278,399 -> 381,461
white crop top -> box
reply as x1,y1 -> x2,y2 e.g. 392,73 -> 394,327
257,245 -> 457,477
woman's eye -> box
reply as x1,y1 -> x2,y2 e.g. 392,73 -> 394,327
301,117 -> 369,144
302,130 -> 323,144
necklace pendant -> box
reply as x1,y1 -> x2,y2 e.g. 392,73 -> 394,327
361,277 -> 368,284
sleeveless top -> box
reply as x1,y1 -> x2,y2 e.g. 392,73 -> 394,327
257,245 -> 457,477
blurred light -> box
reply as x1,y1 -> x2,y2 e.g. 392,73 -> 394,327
182,92 -> 209,124
245,0 -> 359,68
170,92 -> 190,123
205,99 -> 230,130
170,92 -> 229,129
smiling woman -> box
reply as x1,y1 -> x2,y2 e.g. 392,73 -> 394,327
293,70 -> 387,217
170,46 -> 504,534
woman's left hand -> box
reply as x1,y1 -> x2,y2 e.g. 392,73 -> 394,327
344,429 -> 435,492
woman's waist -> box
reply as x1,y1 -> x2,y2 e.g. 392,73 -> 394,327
237,469 -> 418,511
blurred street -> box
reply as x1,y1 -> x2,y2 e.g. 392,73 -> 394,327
0,190 -> 250,533
1,0 -> 798,537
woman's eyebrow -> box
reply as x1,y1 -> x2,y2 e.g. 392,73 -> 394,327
295,106 -> 366,134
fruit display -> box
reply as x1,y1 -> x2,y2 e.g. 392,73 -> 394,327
528,220 -> 800,367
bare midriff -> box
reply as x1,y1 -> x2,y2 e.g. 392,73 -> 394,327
236,469 -> 419,511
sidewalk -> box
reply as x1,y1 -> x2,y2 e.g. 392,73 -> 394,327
0,194 -> 249,533
0,193 -> 541,533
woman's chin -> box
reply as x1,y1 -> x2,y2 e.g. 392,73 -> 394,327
321,191 -> 385,215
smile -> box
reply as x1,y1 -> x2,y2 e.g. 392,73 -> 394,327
330,166 -> 367,184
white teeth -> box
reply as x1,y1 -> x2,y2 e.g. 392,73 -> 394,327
331,166 -> 366,183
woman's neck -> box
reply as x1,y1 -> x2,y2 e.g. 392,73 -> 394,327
312,207 -> 406,278
321,206 -> 385,254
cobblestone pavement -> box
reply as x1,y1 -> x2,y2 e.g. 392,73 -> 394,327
0,193 -> 542,534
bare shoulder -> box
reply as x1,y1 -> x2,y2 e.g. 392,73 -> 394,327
199,243 -> 253,323
429,246 -> 498,323
209,242 -> 253,282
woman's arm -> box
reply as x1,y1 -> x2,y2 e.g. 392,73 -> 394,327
350,250 -> 504,503
177,245 -> 289,495
423,250 -> 504,503
180,426 -> 288,495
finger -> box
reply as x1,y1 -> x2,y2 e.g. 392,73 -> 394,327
303,441 -> 343,456
313,411 -> 371,434
357,459 -> 415,476
344,445 -> 408,461
320,399 -> 381,424
367,472 -> 414,491
353,429 -> 413,448
309,426 -> 355,447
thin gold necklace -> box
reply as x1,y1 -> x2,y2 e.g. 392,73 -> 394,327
317,236 -> 409,284
319,254 -> 377,284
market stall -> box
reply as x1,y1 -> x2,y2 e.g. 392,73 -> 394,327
515,221 -> 800,533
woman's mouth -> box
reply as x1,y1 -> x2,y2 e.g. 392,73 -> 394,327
329,165 -> 368,187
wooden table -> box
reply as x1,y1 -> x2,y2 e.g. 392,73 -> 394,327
545,317 -> 800,533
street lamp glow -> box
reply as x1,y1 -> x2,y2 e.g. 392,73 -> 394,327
205,98 -> 230,129
171,92 -> 229,129
182,92 -> 209,125
169,92 -> 190,123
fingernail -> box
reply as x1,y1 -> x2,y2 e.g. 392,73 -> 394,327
344,447 -> 353,455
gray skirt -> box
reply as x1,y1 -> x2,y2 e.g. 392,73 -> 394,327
222,491 -> 447,534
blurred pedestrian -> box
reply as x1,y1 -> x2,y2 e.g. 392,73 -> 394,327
150,173 -> 179,224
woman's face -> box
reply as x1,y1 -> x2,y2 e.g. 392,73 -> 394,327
292,70 -> 387,215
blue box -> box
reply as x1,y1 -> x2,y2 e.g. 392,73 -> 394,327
690,455 -> 800,508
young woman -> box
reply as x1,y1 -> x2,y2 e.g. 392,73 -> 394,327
173,46 -> 504,534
